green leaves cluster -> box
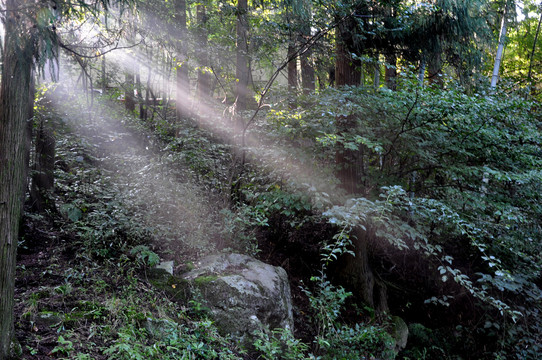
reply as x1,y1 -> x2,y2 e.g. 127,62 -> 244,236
265,74 -> 542,357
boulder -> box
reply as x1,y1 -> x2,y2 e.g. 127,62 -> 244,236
391,315 -> 409,351
181,253 -> 294,345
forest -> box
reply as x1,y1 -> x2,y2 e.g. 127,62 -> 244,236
0,0 -> 541,359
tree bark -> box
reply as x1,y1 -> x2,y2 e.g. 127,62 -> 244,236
287,38 -> 298,108
334,20 -> 363,193
30,120 -> 56,213
427,50 -> 442,86
1,1 -> 34,358
287,40 -> 298,92
136,63 -> 144,119
176,0 -> 190,122
299,13 -> 315,94
418,56 -> 426,86
300,43 -> 315,93
335,41 -> 361,86
101,55 -> 106,94
491,0 -> 511,89
528,8 -> 542,94
334,227 -> 387,311
385,53 -> 397,90
373,63 -> 380,89
235,0 -> 249,112
196,4 -> 211,102
124,70 -> 135,112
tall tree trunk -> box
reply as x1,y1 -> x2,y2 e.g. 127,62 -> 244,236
0,1 -> 34,358
23,76 -> 35,210
335,41 -> 361,86
176,0 -> 190,122
300,50 -> 315,94
373,62 -> 380,89
196,4 -> 210,102
124,70 -> 135,112
101,55 -> 106,94
287,38 -> 298,108
491,0 -> 511,89
385,53 -> 397,90
30,119 -> 55,213
235,0 -> 249,113
136,63 -> 144,119
418,56 -> 426,86
332,19 -> 384,312
528,8 -> 542,94
144,63 -> 152,122
427,50 -> 442,86
287,39 -> 298,92
335,226 -> 388,312
334,20 -> 362,194
334,22 -> 363,193
300,24 -> 315,94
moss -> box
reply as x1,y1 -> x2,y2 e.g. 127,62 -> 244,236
148,275 -> 190,303
194,275 -> 219,286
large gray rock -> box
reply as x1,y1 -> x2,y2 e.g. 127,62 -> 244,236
181,253 -> 293,345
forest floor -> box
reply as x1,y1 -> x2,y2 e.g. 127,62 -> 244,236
14,91 -> 256,359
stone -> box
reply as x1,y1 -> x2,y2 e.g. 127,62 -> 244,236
155,260 -> 174,275
391,315 -> 409,351
181,253 -> 294,346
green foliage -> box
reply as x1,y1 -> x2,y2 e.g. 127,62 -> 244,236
220,206 -> 265,255
253,327 -> 309,360
299,272 -> 397,359
302,272 -> 352,338
130,245 -> 160,268
51,335 -> 74,357
401,323 -> 448,359
103,319 -> 240,360
321,322 -> 396,360
264,73 -> 542,357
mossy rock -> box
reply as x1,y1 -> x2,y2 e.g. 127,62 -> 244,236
147,269 -> 191,303
391,316 -> 409,351
180,253 -> 294,347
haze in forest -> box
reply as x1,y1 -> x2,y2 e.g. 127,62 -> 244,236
0,1 -> 541,359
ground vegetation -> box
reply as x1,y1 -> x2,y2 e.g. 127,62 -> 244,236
1,0 -> 541,359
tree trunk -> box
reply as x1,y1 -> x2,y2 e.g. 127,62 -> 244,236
528,8 -> 542,94
24,76 -> 36,208
385,53 -> 397,90
335,41 -> 361,86
101,55 -> 106,94
491,0 -> 511,89
235,0 -> 249,112
287,40 -> 298,92
299,24 -> 316,94
418,57 -> 426,86
30,120 -> 56,213
334,22 -> 362,193
136,63 -> 144,119
1,1 -> 34,358
124,70 -> 135,112
196,4 -> 211,102
427,50 -> 442,86
300,51 -> 316,94
334,227 -> 388,311
287,38 -> 298,108
176,0 -> 190,122
373,62 -> 380,89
